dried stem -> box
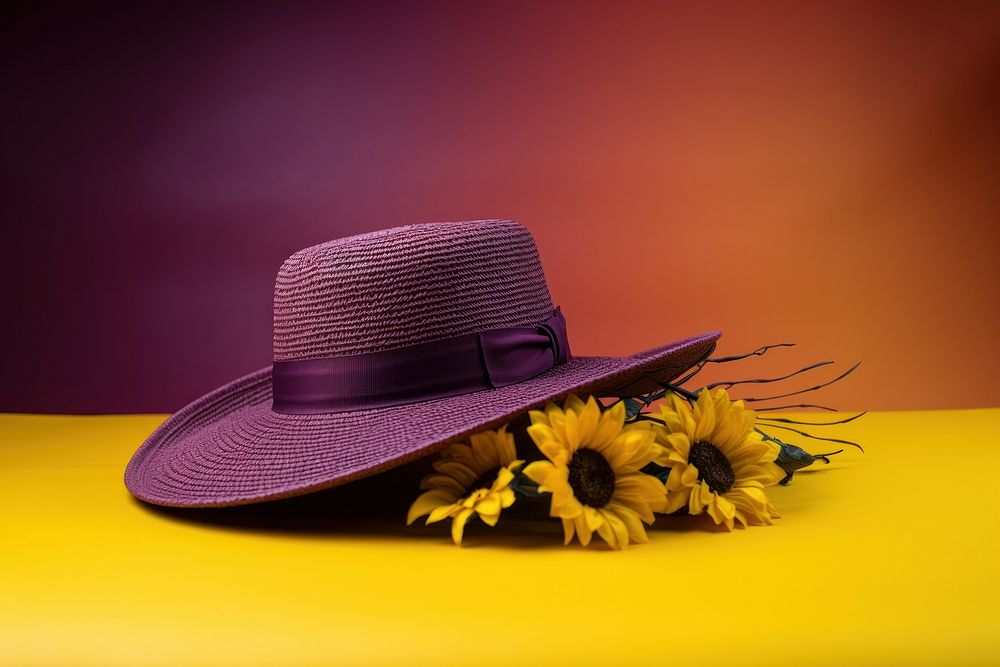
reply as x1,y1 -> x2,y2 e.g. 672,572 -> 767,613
754,403 -> 839,412
706,360 -> 834,391
758,411 -> 868,427
756,422 -> 864,452
737,362 -> 861,404
673,342 -> 798,386
706,343 -> 797,363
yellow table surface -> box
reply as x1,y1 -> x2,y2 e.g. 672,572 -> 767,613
2,409 -> 999,666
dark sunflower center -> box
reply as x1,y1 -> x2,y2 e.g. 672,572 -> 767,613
468,467 -> 500,494
689,441 -> 735,494
568,448 -> 615,508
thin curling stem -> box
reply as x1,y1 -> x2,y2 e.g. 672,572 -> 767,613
675,342 -> 798,387
754,403 -> 839,412
737,362 -> 861,403
756,422 -> 864,452
634,414 -> 667,426
655,381 -> 700,402
705,343 -> 797,363
673,362 -> 706,387
706,360 -> 834,391
757,411 -> 868,427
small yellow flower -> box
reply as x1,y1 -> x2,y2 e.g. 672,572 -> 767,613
407,426 -> 522,545
650,388 -> 783,529
523,395 -> 666,550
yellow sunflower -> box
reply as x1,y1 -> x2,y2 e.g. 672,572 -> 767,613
650,388 -> 783,530
407,426 -> 523,545
522,395 -> 667,550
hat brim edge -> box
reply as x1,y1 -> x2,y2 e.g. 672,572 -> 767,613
124,331 -> 721,508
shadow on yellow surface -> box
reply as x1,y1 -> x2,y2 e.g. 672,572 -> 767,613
135,448 -> 812,544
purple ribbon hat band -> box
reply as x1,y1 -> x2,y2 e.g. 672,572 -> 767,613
272,307 -> 572,414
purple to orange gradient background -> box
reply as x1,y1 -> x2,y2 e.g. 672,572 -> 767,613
2,1 -> 999,413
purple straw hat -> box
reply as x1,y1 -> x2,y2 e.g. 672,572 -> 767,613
125,220 -> 720,507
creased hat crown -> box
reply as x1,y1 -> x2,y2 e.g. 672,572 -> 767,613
272,220 -> 555,361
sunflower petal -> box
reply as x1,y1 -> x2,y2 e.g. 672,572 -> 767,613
493,465 -> 516,490
693,389 -> 716,441
562,518 -> 576,545
475,494 -> 502,516
575,396 -> 600,445
550,492 -> 584,519
527,423 -> 569,463
680,463 -> 700,487
663,487 -> 691,514
706,495 -> 736,530
419,474 -> 467,495
727,442 -> 771,471
407,490 -> 457,525
591,400 -> 626,448
667,392 -> 696,440
614,473 -> 666,520
498,487 -> 516,508
688,481 -> 714,515
544,403 -> 567,441
528,408 -> 550,428
609,502 -> 649,542
575,514 -> 593,546
584,505 -> 604,532
469,431 -> 500,469
664,432 -> 691,459
565,394 -> 587,414
451,508 -> 474,545
495,426 -> 517,466
595,510 -> 628,550
737,462 -> 785,487
595,517 -> 618,549
563,406 -> 581,453
432,460 -> 478,487
522,460 -> 555,486
478,510 -> 500,527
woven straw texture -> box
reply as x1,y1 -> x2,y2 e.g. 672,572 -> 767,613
273,220 -> 553,360
125,220 -> 720,507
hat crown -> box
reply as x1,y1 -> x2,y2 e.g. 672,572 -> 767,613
273,220 -> 555,361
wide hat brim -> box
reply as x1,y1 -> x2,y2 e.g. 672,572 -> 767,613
125,331 -> 720,507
